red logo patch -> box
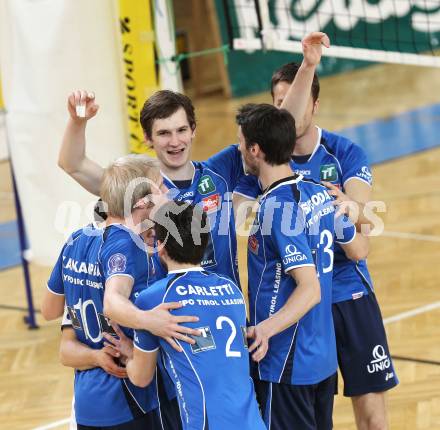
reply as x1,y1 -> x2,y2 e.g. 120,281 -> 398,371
202,194 -> 220,213
248,235 -> 259,254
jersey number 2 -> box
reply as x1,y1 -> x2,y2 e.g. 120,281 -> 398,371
216,316 -> 241,358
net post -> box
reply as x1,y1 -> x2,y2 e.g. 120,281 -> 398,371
10,163 -> 38,330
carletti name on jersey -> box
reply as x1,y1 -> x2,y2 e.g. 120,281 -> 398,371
63,257 -> 101,277
299,190 -> 332,216
176,283 -> 234,297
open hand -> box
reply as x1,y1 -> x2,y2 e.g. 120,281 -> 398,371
144,302 -> 201,352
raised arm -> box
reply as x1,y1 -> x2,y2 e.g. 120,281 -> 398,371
58,90 -> 104,196
280,32 -> 330,135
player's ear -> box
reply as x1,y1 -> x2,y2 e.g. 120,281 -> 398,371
144,132 -> 154,149
252,143 -> 262,158
133,196 -> 148,210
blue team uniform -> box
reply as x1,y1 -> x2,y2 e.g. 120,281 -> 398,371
235,127 -> 373,303
134,268 -> 266,430
236,127 -> 398,396
247,175 -> 355,386
246,175 -> 355,429
47,224 -> 158,427
162,145 -> 245,286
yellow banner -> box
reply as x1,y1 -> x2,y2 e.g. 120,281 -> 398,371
118,0 -> 157,155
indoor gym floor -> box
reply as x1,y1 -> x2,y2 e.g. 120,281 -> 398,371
0,61 -> 439,429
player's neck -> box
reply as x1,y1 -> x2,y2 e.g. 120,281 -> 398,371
293,124 -> 318,156
259,163 -> 296,191
160,161 -> 195,182
166,261 -> 201,272
105,214 -> 147,235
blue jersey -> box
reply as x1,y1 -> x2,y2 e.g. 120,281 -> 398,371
162,145 -> 245,286
134,268 -> 266,430
247,175 -> 356,385
47,224 -> 158,426
235,127 -> 373,303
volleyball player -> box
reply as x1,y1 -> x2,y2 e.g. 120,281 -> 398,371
236,103 -> 369,429
235,45 -> 399,430
41,155 -> 198,429
124,201 -> 265,430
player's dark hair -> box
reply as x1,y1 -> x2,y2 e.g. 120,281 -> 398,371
271,62 -> 320,102
154,201 -> 208,265
140,90 -> 196,140
236,103 -> 296,165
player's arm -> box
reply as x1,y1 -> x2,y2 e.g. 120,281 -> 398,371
104,276 -> 200,351
59,327 -> 127,378
324,180 -> 374,232
42,245 -> 67,320
248,266 -> 320,362
232,193 -> 257,229
279,32 -> 330,135
41,289 -> 65,321
58,90 -> 104,196
126,346 -> 158,388
334,212 -> 369,261
339,231 -> 369,261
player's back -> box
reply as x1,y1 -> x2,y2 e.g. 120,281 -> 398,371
139,268 -> 265,430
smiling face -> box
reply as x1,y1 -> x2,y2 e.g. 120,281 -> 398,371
146,107 -> 194,170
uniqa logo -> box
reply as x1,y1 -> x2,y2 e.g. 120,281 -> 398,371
283,244 -> 306,264
367,345 -> 391,374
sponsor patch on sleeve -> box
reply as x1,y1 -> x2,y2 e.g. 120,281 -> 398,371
108,253 -> 127,274
356,166 -> 373,185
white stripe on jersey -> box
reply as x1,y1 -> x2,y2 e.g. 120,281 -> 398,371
122,379 -> 147,414
205,167 -> 238,285
261,175 -> 303,199
176,339 -> 207,430
278,322 -> 299,383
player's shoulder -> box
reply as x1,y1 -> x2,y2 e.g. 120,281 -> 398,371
64,224 -> 102,251
202,269 -> 239,289
136,277 -> 169,310
321,129 -> 366,159
201,144 -> 239,169
102,225 -> 145,252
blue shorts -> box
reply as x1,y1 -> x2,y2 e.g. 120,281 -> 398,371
332,293 -> 399,396
254,373 -> 337,430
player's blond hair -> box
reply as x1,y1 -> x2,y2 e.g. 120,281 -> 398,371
101,154 -> 160,218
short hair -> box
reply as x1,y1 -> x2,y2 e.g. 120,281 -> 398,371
154,201 -> 208,265
236,103 -> 296,165
100,154 -> 160,218
140,90 -> 196,139
271,62 -> 320,102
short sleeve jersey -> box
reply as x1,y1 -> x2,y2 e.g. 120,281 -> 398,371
134,268 -> 266,430
162,145 -> 245,287
47,224 -> 158,427
235,127 -> 373,303
247,176 -> 356,385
